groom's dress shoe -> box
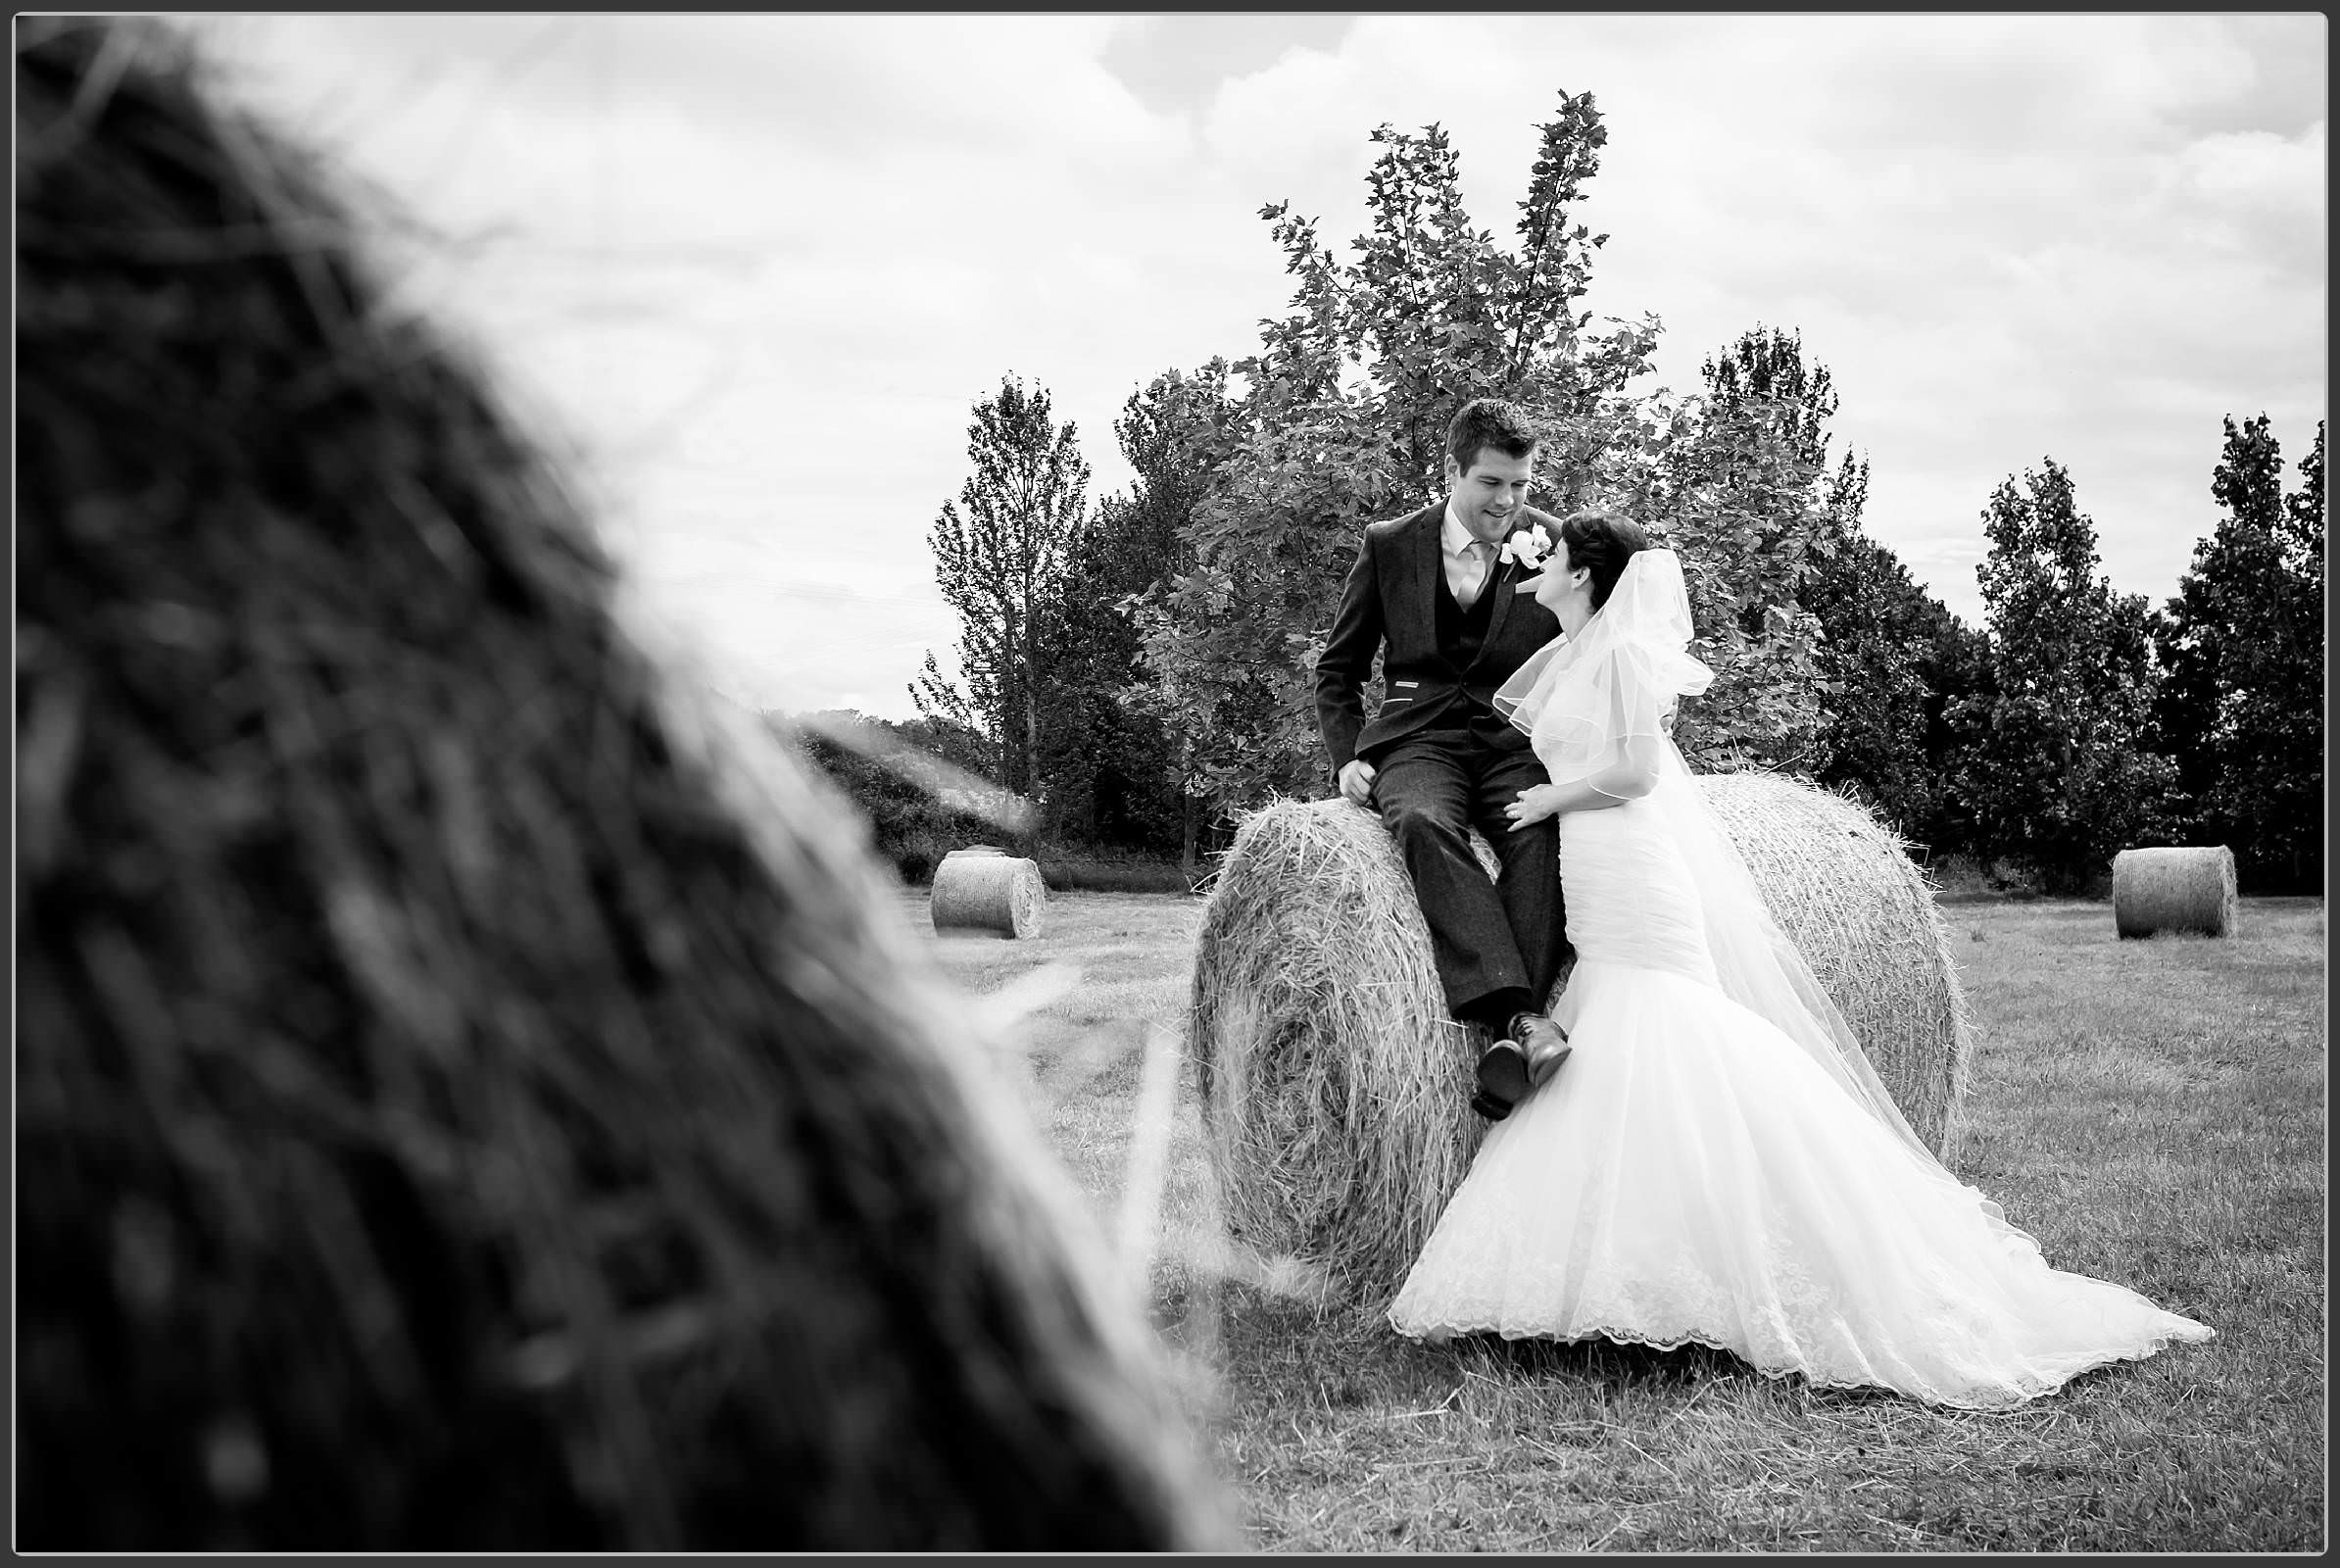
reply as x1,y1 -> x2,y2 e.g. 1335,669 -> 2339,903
1471,1039 -> 1532,1120
1471,1013 -> 1572,1121
1514,1010 -> 1573,1089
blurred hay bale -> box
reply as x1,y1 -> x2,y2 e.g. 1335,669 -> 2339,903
1189,779 -> 1973,1307
2112,846 -> 2239,939
16,17 -> 1230,1552
931,848 -> 1047,938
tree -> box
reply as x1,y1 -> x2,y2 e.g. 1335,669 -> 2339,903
1803,531 -> 1989,853
1647,325 -> 1865,773
1913,609 -> 1997,859
1951,459 -> 2176,892
1682,325 -> 2002,850
1135,97 -> 1673,819
1039,362 -> 1240,859
2153,415 -> 2324,890
912,375 -> 1091,802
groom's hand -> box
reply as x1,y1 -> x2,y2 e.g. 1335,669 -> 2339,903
1338,759 -> 1377,806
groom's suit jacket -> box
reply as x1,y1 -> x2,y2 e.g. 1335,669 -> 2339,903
1316,501 -> 1564,775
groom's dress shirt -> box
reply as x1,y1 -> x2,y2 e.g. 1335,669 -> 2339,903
1441,504 -> 1497,609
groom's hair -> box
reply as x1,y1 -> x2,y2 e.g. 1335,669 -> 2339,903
1558,510 -> 1653,610
1444,398 -> 1538,474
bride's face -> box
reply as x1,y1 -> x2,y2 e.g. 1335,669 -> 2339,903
1529,537 -> 1594,628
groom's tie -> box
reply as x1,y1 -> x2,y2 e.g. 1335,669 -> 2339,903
1455,539 -> 1495,610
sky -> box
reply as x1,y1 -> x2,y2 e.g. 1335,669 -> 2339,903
184,13 -> 2326,721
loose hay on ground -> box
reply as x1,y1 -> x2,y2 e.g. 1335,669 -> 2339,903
2111,847 -> 2239,939
1189,781 -> 1974,1309
16,17 -> 1230,1552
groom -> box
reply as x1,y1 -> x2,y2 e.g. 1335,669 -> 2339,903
1316,398 -> 1574,1121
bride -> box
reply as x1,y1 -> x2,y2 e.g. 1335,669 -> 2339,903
1386,511 -> 2215,1409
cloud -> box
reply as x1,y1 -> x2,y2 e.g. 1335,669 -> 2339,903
183,13 -> 2323,711
2169,121 -> 2328,277
1772,14 -> 2257,152
1102,14 -> 1356,117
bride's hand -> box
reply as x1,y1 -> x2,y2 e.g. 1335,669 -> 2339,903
1504,783 -> 1564,830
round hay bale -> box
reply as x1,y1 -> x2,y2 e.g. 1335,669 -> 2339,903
1696,773 -> 1974,1164
1188,801 -> 1482,1303
931,850 -> 1047,938
2112,846 -> 2239,939
1189,777 -> 1974,1307
16,18 -> 1230,1552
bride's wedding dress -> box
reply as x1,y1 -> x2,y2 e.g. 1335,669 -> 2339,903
1387,551 -> 2213,1409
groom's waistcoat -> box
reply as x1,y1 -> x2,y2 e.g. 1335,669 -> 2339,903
1315,501 -> 1564,774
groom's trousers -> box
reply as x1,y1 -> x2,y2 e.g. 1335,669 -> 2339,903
1369,729 -> 1572,1029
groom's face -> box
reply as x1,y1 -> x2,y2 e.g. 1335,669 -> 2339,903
1444,446 -> 1536,543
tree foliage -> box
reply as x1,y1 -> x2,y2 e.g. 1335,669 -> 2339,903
1041,363 -> 1240,858
1687,327 -> 2003,847
1645,326 -> 1860,772
1951,459 -> 2176,891
1135,96 -> 1675,817
900,113 -> 2307,899
777,710 -> 1011,885
2153,415 -> 2325,889
1803,532 -> 1993,852
912,375 -> 1091,800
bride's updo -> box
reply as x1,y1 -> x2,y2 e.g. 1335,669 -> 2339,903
1557,510 -> 1653,610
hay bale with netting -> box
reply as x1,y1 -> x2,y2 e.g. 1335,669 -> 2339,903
1189,780 -> 1973,1308
2112,846 -> 2240,939
931,847 -> 1048,937
16,18 -> 1230,1553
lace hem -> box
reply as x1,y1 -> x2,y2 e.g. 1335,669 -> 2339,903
1386,1313 -> 2217,1412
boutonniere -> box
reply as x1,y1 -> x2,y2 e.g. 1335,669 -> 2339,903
1498,526 -> 1553,572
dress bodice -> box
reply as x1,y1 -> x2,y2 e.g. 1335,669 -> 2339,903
1559,800 -> 1720,988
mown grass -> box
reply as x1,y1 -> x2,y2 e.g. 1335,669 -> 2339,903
907,890 -> 2326,1553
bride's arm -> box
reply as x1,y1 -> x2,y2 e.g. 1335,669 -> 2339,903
1500,732 -> 1662,828
1502,672 -> 1669,828
1502,773 -> 1625,827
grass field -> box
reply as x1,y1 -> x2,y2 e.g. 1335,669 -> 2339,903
907,888 -> 2325,1553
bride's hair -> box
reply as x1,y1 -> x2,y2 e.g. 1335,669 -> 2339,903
1558,510 -> 1653,609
